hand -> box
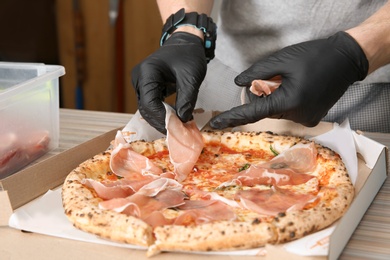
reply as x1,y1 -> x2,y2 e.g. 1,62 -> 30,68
132,32 -> 207,133
210,31 -> 369,129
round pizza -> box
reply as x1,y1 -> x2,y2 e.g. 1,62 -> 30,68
62,117 -> 354,256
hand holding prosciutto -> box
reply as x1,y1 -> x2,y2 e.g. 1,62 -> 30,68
210,31 -> 369,129
131,32 -> 207,134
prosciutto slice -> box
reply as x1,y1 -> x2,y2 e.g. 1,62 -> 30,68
143,211 -> 174,227
228,167 -> 315,187
263,142 -> 318,173
81,177 -> 155,200
137,178 -> 183,197
0,133 -> 21,173
250,78 -> 281,96
174,200 -> 236,226
164,103 -> 204,182
99,180 -> 186,227
1,131 -> 50,176
236,186 -> 317,216
203,192 -> 241,208
110,131 -> 163,178
177,199 -> 216,210
219,142 -> 317,188
102,190 -> 184,228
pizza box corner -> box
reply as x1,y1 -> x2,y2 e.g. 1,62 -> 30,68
0,118 -> 388,260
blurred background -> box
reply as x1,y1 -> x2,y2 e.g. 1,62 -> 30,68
0,0 -> 162,113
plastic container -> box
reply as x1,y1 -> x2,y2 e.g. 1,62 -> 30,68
0,62 -> 65,178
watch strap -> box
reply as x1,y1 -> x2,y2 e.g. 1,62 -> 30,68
160,8 -> 217,62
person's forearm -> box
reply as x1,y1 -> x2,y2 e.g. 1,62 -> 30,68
156,0 -> 214,39
346,1 -> 390,74
156,0 -> 213,21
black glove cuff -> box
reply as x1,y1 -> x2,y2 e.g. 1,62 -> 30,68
330,31 -> 369,81
160,8 -> 217,63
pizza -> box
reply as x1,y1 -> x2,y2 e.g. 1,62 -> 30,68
62,108 -> 354,257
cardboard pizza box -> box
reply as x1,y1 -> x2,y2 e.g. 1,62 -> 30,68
0,118 -> 388,260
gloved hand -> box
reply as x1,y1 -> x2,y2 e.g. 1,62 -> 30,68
132,32 -> 207,134
210,31 -> 369,129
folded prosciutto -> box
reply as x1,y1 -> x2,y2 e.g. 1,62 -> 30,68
219,142 -> 317,188
81,177 -> 155,200
174,200 -> 236,225
110,104 -> 204,182
236,186 -> 317,216
164,103 -> 204,182
110,131 -> 164,178
250,78 -> 281,96
99,178 -> 186,227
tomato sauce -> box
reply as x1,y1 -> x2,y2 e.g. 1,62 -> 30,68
148,150 -> 169,160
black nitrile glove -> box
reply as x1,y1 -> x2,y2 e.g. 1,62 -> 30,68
210,31 -> 369,129
131,32 -> 207,134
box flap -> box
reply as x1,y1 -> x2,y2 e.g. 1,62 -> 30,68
233,118 -> 334,137
384,146 -> 389,176
0,128 -> 119,226
0,187 -> 13,226
329,147 -> 388,259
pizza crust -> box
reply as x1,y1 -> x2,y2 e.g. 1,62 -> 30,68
218,131 -> 302,153
150,220 -> 276,256
271,183 -> 354,243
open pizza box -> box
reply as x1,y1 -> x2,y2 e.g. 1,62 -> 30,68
0,111 -> 388,260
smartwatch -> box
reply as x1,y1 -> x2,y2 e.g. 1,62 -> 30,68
160,8 -> 217,62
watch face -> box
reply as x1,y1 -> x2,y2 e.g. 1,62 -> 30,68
205,40 -> 212,48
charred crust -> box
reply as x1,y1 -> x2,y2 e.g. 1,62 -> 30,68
252,218 -> 261,225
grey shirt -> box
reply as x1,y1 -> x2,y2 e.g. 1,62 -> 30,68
215,0 -> 390,84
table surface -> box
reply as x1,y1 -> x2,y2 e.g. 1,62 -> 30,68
1,108 -> 389,260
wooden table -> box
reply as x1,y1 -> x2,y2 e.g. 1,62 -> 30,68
1,108 -> 389,260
